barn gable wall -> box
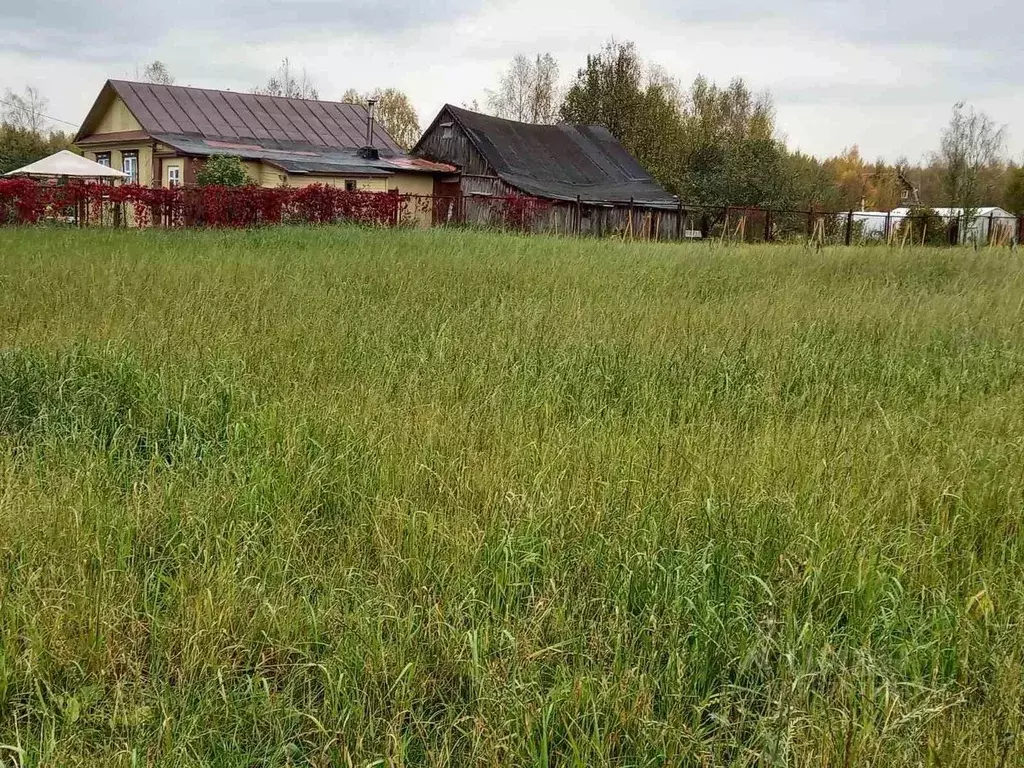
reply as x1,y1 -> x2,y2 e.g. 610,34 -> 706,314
415,108 -> 495,179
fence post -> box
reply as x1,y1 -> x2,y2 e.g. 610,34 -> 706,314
676,197 -> 683,241
806,209 -> 814,242
764,209 -> 772,242
845,210 -> 853,246
576,195 -> 582,238
629,197 -> 635,241
988,211 -> 995,247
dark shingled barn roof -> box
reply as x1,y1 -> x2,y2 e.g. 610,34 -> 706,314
76,80 -> 404,153
419,105 -> 675,206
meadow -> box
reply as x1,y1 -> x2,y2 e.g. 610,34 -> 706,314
0,226 -> 1022,766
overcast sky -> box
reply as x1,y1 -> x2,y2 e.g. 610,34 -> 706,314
1,0 -> 1020,162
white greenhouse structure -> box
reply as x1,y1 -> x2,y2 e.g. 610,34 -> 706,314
842,206 -> 1019,245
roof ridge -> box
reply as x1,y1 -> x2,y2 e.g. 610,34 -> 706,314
445,103 -> 613,135
109,79 -> 360,109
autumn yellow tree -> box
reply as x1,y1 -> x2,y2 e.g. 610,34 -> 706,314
342,88 -> 421,151
822,146 -> 880,209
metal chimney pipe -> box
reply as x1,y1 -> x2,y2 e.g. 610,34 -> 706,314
366,98 -> 378,148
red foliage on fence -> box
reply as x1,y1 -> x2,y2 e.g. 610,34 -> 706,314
0,178 -> 44,224
0,180 -> 434,229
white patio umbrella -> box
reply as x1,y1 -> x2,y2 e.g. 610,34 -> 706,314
3,150 -> 130,180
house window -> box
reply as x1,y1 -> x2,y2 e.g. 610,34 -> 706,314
901,189 -> 910,201
440,122 -> 453,141
121,151 -> 139,184
95,152 -> 111,167
345,179 -> 357,192
167,165 -> 181,187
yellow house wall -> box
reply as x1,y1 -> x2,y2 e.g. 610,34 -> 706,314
94,96 -> 143,134
278,174 -> 390,191
390,174 -> 434,196
123,145 -> 154,187
258,170 -> 437,227
160,157 -> 184,187
390,173 -> 436,227
261,171 -> 437,226
261,164 -> 288,188
240,161 -> 262,184
83,144 -> 155,187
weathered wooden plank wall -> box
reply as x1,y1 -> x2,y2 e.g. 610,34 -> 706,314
416,109 -> 493,177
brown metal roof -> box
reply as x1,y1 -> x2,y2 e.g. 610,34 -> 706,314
77,80 -> 403,153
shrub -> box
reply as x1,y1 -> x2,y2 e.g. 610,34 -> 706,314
195,155 -> 250,187
898,206 -> 951,246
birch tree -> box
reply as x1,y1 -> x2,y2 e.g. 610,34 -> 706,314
2,86 -> 48,134
254,58 -> 319,100
142,61 -> 175,85
939,102 -> 1005,226
487,54 -> 560,124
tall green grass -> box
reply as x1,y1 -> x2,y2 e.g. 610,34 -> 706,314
0,227 -> 1022,766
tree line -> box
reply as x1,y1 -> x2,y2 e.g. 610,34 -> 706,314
3,50 -> 1021,216
483,40 -> 1022,216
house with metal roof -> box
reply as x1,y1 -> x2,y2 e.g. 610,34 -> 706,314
74,80 -> 453,197
412,104 -> 680,237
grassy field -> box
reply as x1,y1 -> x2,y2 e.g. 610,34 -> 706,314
0,227 -> 1022,766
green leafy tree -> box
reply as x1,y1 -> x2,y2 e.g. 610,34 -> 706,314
675,75 -> 787,207
560,42 -> 794,209
195,155 -> 250,187
785,151 -> 845,210
561,41 -> 648,149
899,207 -> 950,246
560,41 -> 686,194
0,124 -> 75,175
1003,165 -> 1024,214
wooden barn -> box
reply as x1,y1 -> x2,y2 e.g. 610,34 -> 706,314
413,105 -> 687,238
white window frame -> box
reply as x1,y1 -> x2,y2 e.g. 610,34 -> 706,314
122,152 -> 139,184
167,165 -> 181,187
95,153 -> 111,168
